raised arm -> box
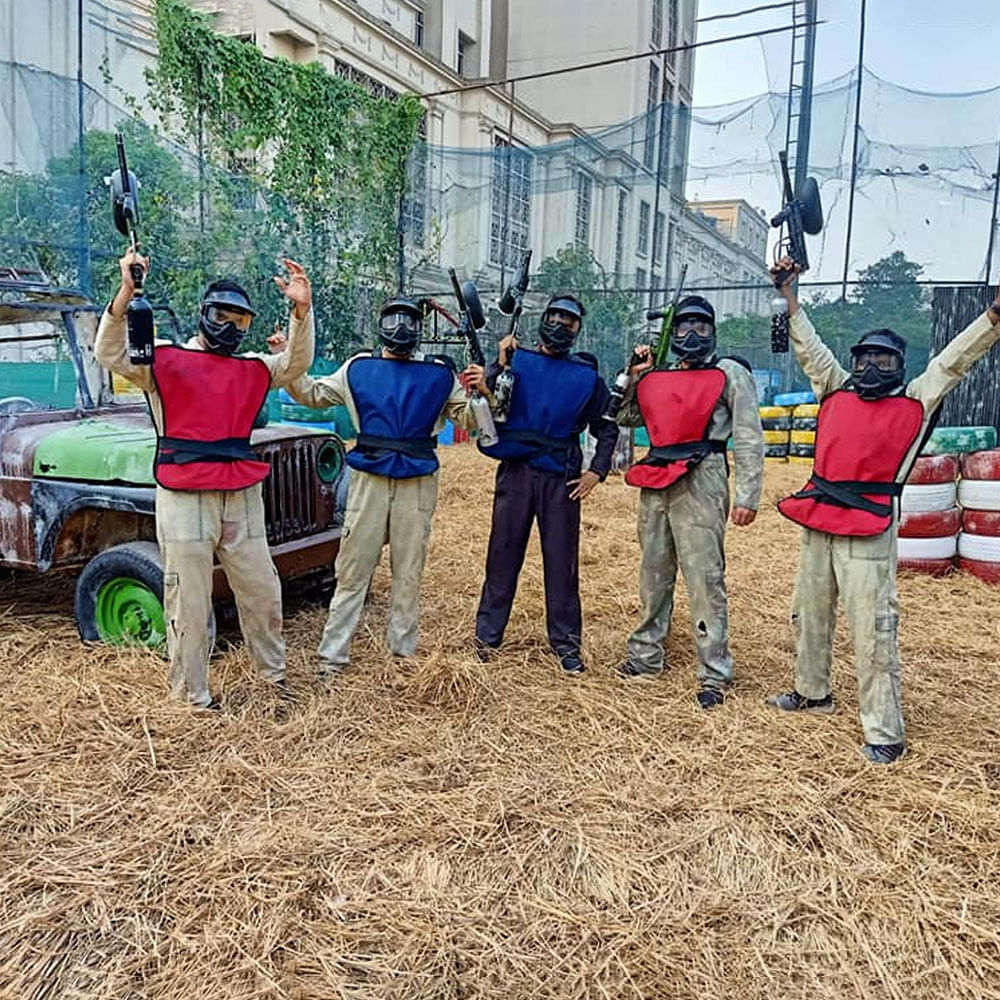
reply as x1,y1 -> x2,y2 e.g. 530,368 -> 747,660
771,257 -> 849,401
94,247 -> 155,392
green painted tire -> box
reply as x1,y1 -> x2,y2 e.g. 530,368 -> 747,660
922,426 -> 998,456
75,542 -> 167,651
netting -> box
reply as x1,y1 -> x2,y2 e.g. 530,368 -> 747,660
3,53 -> 1000,395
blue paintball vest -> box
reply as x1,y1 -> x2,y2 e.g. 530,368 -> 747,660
346,354 -> 454,479
479,347 -> 598,475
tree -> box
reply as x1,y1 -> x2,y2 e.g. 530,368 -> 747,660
534,244 -> 639,377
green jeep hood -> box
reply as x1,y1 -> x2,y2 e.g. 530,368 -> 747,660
33,420 -> 157,485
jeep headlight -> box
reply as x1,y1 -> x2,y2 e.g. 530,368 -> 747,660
316,439 -> 343,483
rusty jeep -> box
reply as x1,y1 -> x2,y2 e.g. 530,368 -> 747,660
0,267 -> 347,649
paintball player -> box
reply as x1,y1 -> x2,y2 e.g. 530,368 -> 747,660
616,295 -> 764,708
767,257 -> 1000,763
465,293 -> 618,676
275,297 -> 479,675
95,249 -> 314,710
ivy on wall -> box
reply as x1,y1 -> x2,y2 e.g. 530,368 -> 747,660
147,0 -> 424,356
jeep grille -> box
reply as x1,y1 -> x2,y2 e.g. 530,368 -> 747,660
258,437 -> 334,545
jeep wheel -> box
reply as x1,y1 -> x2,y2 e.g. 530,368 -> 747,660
75,542 -> 168,650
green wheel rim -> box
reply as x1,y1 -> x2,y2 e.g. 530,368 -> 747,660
95,576 -> 166,649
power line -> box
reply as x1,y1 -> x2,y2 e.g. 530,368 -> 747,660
697,2 -> 797,24
420,20 -> 823,99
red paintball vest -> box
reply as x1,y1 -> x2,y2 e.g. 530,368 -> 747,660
777,389 -> 925,536
625,367 -> 727,490
152,345 -> 272,491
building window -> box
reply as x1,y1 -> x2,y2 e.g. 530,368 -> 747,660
414,9 -> 424,48
650,271 -> 660,309
636,267 -> 648,310
644,60 -> 659,170
575,172 -> 592,248
667,0 -> 679,64
457,32 -> 474,76
490,137 -> 533,268
334,59 -> 397,101
651,0 -> 662,48
638,200 -> 650,256
402,116 -> 427,248
653,211 -> 665,266
614,189 -> 628,283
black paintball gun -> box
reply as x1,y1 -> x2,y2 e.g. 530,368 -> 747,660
109,133 -> 154,365
492,250 -> 532,422
769,149 -> 823,353
602,264 -> 688,422
448,267 -> 498,447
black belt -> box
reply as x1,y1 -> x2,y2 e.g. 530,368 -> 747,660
355,432 -> 436,459
158,436 -> 259,465
640,439 -> 727,466
793,473 -> 902,518
500,429 -> 577,453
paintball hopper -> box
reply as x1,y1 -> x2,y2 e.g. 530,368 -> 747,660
770,176 -> 823,236
110,163 -> 140,238
498,250 -> 532,316
461,279 -> 486,330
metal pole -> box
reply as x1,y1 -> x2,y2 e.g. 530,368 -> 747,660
76,0 -> 91,295
650,51 -> 668,302
501,80 -> 515,289
984,120 -> 1000,284
792,0 -> 817,196
840,0 -> 867,301
396,193 -> 406,293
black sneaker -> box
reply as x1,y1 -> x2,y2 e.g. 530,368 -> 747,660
766,690 -> 835,714
860,742 -> 906,764
196,695 -> 222,712
473,638 -> 500,663
560,654 -> 585,676
696,687 -> 725,709
616,660 -> 661,680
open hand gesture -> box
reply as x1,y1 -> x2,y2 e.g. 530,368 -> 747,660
274,259 -> 311,319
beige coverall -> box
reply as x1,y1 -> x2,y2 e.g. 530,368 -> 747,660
94,310 -> 315,706
618,358 -> 764,687
787,307 -> 1000,745
285,353 -> 475,672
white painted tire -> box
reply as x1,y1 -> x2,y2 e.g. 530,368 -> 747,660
901,482 -> 957,512
958,479 -> 1000,511
897,534 -> 957,560
957,532 -> 1000,561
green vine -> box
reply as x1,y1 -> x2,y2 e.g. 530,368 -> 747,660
147,0 -> 423,357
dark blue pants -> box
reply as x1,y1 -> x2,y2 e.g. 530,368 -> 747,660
475,461 -> 582,657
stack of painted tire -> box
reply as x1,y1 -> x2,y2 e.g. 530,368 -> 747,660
759,405 -> 791,462
957,449 -> 1000,584
789,402 -> 818,464
898,455 -> 960,576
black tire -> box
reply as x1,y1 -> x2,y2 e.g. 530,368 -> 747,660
75,541 -> 215,653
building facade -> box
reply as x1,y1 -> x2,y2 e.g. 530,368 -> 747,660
1,0 -> 769,320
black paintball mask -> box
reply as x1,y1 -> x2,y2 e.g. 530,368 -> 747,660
671,295 -> 717,364
847,329 -> 907,400
538,294 -> 585,354
199,281 -> 256,355
378,297 -> 423,355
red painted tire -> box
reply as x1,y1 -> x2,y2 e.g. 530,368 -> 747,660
958,557 -> 1000,585
897,557 -> 955,577
961,509 -> 1000,536
906,454 -> 959,484
960,448 -> 1000,481
898,507 -> 961,538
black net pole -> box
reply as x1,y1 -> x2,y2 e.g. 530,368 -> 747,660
840,0 -> 867,301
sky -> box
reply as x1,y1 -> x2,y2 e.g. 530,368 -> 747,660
692,0 -> 1000,107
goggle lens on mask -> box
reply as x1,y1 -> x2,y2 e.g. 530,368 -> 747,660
675,318 -> 712,336
852,349 -> 900,373
380,312 -> 421,334
204,305 -> 253,332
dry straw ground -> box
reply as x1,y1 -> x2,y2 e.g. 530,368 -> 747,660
2,448 -> 1000,999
